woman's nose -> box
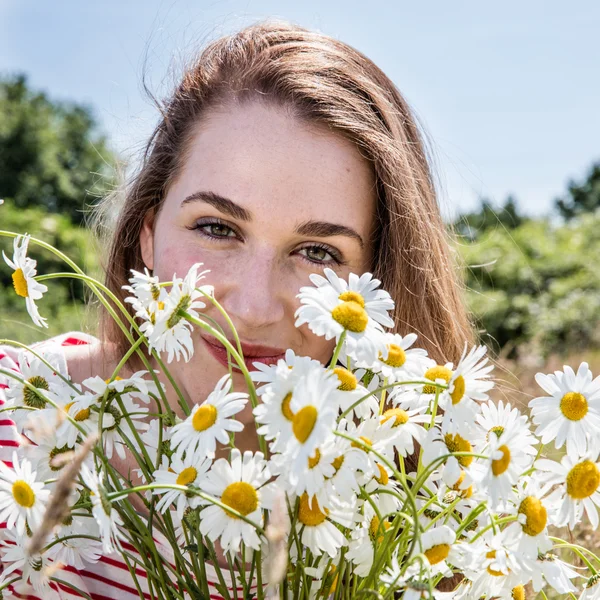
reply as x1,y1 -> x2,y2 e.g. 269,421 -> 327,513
218,252 -> 286,332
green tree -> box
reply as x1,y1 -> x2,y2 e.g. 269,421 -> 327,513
555,162 -> 600,220
453,195 -> 525,241
0,73 -> 116,224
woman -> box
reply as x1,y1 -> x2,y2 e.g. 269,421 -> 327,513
0,18 -> 473,599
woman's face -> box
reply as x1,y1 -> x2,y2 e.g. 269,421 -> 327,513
140,100 -> 377,389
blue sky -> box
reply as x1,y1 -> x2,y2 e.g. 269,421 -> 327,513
1,0 -> 599,218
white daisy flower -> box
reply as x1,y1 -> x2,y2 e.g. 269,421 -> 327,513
529,362 -> 600,458
441,344 -> 494,432
361,332 -> 432,384
253,358 -> 323,453
472,399 -> 537,454
337,416 -> 396,483
503,478 -> 553,558
346,501 -> 391,576
22,425 -> 92,488
0,531 -> 60,599
272,438 -> 338,505
530,552 -> 579,595
321,436 -> 370,508
421,425 -> 477,490
153,454 -> 211,519
98,395 -> 150,460
149,263 -> 213,363
2,234 -> 48,328
536,452 -> 600,529
394,361 -> 455,412
479,428 -> 537,509
80,464 -> 126,554
127,263 -> 213,363
46,514 -> 103,569
380,553 -> 436,596
456,533 -> 529,600
281,365 -> 339,472
170,374 -> 247,460
331,366 -> 378,420
250,349 -> 321,392
413,525 -> 456,578
57,391 -> 100,448
0,451 -> 49,536
81,371 -> 162,405
295,268 -> 394,364
199,450 -> 275,554
381,405 -> 428,457
3,349 -> 70,435
581,573 -> 600,600
295,492 -> 353,558
123,267 -> 162,305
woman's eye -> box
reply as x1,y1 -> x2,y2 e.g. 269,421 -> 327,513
197,222 -> 236,238
298,246 -> 337,264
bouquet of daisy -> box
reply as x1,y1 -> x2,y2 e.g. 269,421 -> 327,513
2,229 -> 600,600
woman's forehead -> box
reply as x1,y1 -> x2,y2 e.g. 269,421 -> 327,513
166,102 -> 377,232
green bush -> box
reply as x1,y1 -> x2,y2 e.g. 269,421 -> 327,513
460,211 -> 600,357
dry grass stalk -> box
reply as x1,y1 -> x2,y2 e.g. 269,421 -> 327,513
27,432 -> 99,557
264,492 -> 290,599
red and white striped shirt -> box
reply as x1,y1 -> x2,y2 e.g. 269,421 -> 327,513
0,332 -> 253,599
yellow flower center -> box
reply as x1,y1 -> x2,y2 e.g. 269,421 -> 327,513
298,493 -> 328,526
487,426 -> 505,441
375,463 -> 389,485
451,470 -> 473,498
23,375 -> 49,409
518,496 -> 547,536
333,367 -> 357,391
281,392 -> 295,421
104,376 -> 123,384
443,433 -> 473,467
485,550 -> 506,577
424,543 -> 451,565
331,455 -> 344,474
12,268 -> 29,297
338,290 -> 365,307
423,366 -> 453,394
351,436 -> 373,451
292,405 -> 318,443
308,449 -> 321,469
381,344 -> 406,368
368,515 -> 391,544
512,585 -> 525,600
560,392 -> 588,421
492,445 -> 511,476
566,460 -> 600,500
12,480 -> 35,508
192,404 -> 217,432
64,401 -> 91,422
450,375 -> 466,405
331,301 -> 368,333
221,482 -> 258,518
176,467 -> 198,486
382,407 -> 409,427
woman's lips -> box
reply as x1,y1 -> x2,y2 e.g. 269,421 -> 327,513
200,335 -> 286,371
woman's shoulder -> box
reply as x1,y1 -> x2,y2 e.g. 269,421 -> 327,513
0,331 -> 114,385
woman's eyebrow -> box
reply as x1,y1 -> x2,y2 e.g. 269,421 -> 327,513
181,190 -> 363,247
181,191 -> 252,221
295,220 -> 364,248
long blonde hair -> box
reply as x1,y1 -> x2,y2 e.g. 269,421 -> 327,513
96,19 -> 473,366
